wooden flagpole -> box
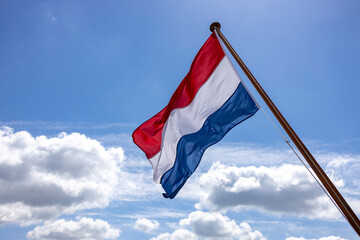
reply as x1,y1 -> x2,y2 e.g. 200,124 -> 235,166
210,22 -> 360,236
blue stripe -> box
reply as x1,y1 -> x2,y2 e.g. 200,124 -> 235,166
161,82 -> 259,199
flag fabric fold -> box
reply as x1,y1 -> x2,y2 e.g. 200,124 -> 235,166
132,32 -> 259,199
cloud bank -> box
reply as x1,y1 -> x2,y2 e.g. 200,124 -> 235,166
134,218 -> 160,233
180,211 -> 265,240
151,229 -> 197,240
195,162 -> 340,219
27,217 -> 120,240
0,127 -> 122,225
151,211 -> 264,240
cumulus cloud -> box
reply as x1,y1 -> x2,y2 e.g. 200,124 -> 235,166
195,162 -> 340,220
286,236 -> 347,240
180,211 -> 265,240
174,144 -> 298,201
27,217 -> 120,240
194,143 -> 360,193
150,229 -> 198,240
178,143 -> 360,200
134,218 -> 159,233
151,211 -> 264,240
0,127 -> 122,225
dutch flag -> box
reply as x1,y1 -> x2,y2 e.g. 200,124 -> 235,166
132,32 -> 259,199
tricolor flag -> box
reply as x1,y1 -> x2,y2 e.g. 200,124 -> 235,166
132,32 -> 259,199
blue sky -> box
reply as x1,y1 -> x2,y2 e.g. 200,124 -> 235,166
1,1 -> 360,239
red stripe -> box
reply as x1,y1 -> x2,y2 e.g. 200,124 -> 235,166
132,33 -> 225,159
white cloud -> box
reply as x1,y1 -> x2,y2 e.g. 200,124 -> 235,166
174,144 -> 298,201
27,217 -> 120,240
176,143 -> 358,200
322,153 -> 360,196
151,211 -> 264,240
112,152 -> 163,201
286,236 -> 348,240
46,10 -> 57,22
134,218 -> 159,233
180,211 -> 265,240
150,229 -> 198,240
195,162 -> 341,220
326,155 -> 355,169
191,143 -> 360,192
0,127 -> 122,225
151,233 -> 172,240
43,4 -> 57,22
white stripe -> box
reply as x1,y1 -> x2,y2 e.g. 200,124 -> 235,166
214,30 -> 260,108
148,152 -> 160,172
152,56 -> 241,183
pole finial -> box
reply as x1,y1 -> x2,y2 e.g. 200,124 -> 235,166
210,22 -> 221,32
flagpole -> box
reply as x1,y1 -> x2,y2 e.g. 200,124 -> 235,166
210,22 -> 360,236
